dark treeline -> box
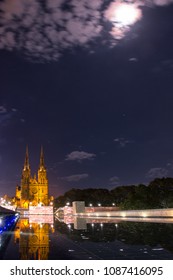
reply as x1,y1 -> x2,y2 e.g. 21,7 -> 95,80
54,177 -> 173,209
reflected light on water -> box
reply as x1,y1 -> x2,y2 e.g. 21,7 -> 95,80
2,214 -> 173,260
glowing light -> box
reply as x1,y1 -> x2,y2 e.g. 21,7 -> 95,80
113,3 -> 141,26
142,213 -> 147,218
104,1 -> 142,39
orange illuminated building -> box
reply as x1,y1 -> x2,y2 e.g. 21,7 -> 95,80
15,147 -> 49,209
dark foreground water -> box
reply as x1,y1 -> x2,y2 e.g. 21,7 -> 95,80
1,215 -> 173,260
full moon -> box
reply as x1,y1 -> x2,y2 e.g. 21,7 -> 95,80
114,4 -> 141,26
105,2 -> 142,28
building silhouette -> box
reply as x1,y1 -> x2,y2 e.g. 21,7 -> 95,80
16,146 -> 49,208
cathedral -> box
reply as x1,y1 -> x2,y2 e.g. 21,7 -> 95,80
15,147 -> 49,209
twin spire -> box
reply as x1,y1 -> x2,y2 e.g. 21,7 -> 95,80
24,145 -> 30,170
23,146 -> 45,170
40,146 -> 45,169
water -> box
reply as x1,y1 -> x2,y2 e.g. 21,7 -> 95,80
1,215 -> 173,260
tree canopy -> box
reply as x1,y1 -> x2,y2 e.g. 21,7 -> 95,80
54,177 -> 173,210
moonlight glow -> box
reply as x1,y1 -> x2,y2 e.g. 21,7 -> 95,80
114,4 -> 141,26
104,1 -> 142,39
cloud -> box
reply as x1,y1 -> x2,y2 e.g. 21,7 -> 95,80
65,151 -> 96,161
0,0 -> 173,62
167,162 -> 173,169
129,57 -> 138,62
0,0 -> 103,61
0,105 -> 15,127
151,0 -> 173,6
61,173 -> 89,182
104,1 -> 142,40
0,106 -> 7,114
109,176 -> 120,186
114,137 -> 132,148
152,59 -> 173,75
146,167 -> 168,179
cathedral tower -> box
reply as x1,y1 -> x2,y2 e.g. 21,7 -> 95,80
20,146 -> 31,208
37,146 -> 49,205
18,146 -> 49,208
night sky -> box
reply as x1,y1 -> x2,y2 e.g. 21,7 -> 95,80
1,0 -> 173,198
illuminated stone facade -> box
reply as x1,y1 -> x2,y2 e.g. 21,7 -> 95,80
16,147 -> 49,209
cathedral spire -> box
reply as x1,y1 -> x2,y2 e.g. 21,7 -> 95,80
39,146 -> 45,169
38,146 -> 47,186
24,145 -> 30,170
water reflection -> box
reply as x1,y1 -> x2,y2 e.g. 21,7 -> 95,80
2,215 -> 173,259
13,215 -> 54,260
0,214 -> 19,259
74,217 -> 87,230
54,216 -> 173,259
63,217 -> 173,245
